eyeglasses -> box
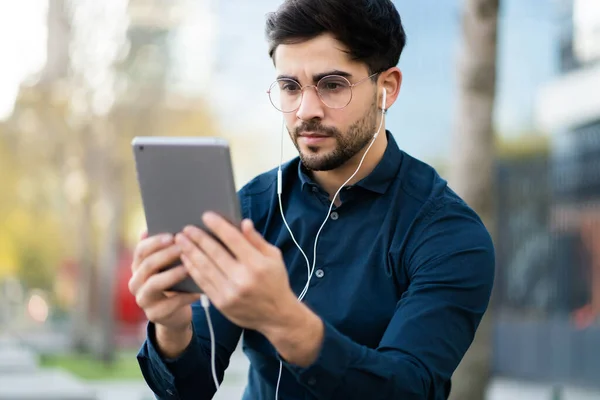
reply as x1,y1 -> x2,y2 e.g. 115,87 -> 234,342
267,72 -> 380,113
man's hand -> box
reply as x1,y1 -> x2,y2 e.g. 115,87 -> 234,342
176,212 -> 325,367
129,231 -> 200,358
175,213 -> 297,332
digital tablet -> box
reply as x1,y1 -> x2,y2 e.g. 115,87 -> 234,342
132,136 -> 242,293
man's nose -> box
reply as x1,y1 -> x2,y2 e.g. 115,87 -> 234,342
296,87 -> 325,121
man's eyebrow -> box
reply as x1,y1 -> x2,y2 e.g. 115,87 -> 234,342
276,70 -> 354,83
276,73 -> 299,81
313,70 -> 353,82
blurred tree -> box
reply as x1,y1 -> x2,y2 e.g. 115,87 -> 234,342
1,0 -> 219,364
447,0 -> 500,399
0,134 -> 17,329
0,112 -> 66,292
0,142 -> 18,280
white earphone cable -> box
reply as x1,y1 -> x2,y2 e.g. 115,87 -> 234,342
274,90 -> 387,399
204,90 -> 388,400
201,294 -> 220,392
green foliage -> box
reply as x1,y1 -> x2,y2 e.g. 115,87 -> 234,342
17,244 -> 56,292
0,83 -> 220,303
0,117 -> 67,285
40,350 -> 143,381
495,132 -> 550,159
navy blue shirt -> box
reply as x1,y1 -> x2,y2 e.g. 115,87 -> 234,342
137,131 -> 495,400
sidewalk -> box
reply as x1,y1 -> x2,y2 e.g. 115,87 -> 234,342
214,348 -> 249,400
0,335 -> 97,399
7,330 -> 600,400
487,378 -> 600,400
71,348 -> 249,400
0,332 -> 249,400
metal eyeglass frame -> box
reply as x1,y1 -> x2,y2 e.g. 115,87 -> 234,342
267,72 -> 380,113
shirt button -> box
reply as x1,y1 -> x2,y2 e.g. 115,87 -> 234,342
315,269 -> 324,278
330,211 -> 339,220
307,377 -> 317,386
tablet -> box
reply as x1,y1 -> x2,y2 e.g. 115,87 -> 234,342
132,136 -> 242,293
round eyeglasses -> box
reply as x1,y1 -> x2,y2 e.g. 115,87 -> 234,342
267,72 -> 379,113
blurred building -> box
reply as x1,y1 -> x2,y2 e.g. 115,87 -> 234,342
124,0 -> 209,102
127,0 -> 216,98
208,0 -> 298,188
489,0 -> 600,397
122,0 -> 298,189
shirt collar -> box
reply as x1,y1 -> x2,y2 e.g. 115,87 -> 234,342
298,130 -> 403,195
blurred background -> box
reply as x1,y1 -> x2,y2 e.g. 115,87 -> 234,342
0,0 -> 598,399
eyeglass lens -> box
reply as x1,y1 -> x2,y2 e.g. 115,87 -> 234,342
268,75 -> 353,113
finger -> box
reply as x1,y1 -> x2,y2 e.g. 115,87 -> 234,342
241,219 -> 278,257
140,229 -> 148,240
136,265 -> 189,308
180,251 -> 229,303
176,233 -> 229,282
181,225 -> 242,273
145,292 -> 200,323
200,212 -> 259,262
132,233 -> 174,273
129,244 -> 182,295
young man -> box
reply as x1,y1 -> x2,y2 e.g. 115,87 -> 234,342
130,1 -> 495,399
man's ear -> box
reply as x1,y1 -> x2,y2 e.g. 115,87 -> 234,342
380,67 -> 402,111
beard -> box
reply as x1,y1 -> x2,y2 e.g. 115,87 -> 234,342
289,100 -> 379,171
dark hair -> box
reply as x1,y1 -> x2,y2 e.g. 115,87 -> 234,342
265,0 -> 406,75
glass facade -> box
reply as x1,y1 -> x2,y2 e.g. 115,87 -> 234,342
493,0 -> 600,387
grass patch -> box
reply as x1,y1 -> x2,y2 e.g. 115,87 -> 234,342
40,351 -> 144,381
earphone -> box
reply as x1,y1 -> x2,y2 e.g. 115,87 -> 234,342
203,89 -> 388,398
277,88 -> 386,195
273,88 -> 387,399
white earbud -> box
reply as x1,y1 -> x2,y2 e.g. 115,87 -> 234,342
273,84 -> 388,400
373,89 -> 387,139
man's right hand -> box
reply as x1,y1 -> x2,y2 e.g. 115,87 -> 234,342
129,231 -> 201,358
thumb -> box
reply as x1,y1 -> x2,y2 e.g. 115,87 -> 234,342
178,292 -> 203,306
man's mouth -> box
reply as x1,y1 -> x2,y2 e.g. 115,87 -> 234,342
298,133 -> 332,145
299,132 -> 330,138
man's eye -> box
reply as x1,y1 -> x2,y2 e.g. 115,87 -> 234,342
282,84 -> 300,92
323,82 -> 342,90
320,79 -> 348,92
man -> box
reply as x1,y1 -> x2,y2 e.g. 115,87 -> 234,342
130,1 -> 495,399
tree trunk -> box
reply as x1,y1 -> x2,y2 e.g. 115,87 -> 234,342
448,0 -> 500,399
71,196 -> 95,353
95,184 -> 123,365
43,0 -> 70,83
70,128 -> 96,354
93,118 -> 126,366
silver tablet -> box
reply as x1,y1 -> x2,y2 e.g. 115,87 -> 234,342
132,136 -> 242,293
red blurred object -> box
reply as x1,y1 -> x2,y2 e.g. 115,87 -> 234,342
114,247 -> 145,324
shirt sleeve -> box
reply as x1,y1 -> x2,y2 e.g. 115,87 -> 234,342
281,199 -> 495,400
137,301 -> 243,399
136,190 -> 250,399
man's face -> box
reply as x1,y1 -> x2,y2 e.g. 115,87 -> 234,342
273,33 -> 380,171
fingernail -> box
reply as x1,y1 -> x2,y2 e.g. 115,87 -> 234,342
203,212 -> 216,222
176,235 -> 187,245
162,234 -> 173,243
